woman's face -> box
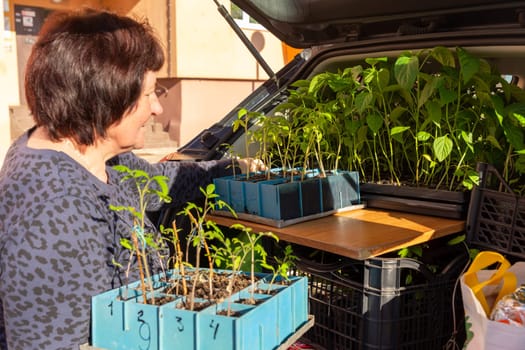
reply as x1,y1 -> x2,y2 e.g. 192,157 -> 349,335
106,71 -> 164,152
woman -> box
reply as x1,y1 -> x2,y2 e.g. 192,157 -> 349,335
0,9 -> 256,349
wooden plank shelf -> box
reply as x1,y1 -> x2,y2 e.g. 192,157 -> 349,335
210,208 -> 466,260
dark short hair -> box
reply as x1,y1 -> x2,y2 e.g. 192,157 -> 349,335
25,8 -> 165,145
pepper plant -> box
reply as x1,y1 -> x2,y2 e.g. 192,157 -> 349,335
267,46 -> 525,193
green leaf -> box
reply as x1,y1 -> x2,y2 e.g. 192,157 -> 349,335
485,135 -> 503,150
382,84 -> 402,93
232,109 -> 248,132
355,91 -> 374,113
377,68 -> 391,91
468,170 -> 480,183
389,105 -> 408,123
447,234 -> 465,245
430,46 -> 456,68
112,164 -> 131,173
367,113 -> 384,135
206,183 -> 216,196
365,56 -> 388,66
145,235 -> 159,249
462,179 -> 474,190
348,65 -> 364,82
416,131 -> 431,142
308,73 -> 326,95
405,274 -> 413,285
397,247 -> 409,258
411,246 -> 423,257
397,87 -> 414,106
502,118 -> 525,150
345,119 -> 361,135
477,91 -> 494,109
120,238 -> 133,250
422,154 -> 434,164
433,135 -> 453,162
329,76 -> 356,93
461,130 -> 474,153
457,47 -> 480,84
438,85 -> 457,105
425,100 -> 442,125
290,79 -> 311,89
506,103 -> 525,127
394,55 -> 419,90
509,83 -> 525,102
418,76 -> 441,107
357,125 -> 368,145
152,175 -> 171,195
390,126 -> 410,136
471,75 -> 491,96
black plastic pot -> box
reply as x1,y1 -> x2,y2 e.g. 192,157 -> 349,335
213,169 -> 361,225
360,183 -> 470,219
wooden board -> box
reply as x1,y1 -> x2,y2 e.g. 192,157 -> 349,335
209,208 -> 465,260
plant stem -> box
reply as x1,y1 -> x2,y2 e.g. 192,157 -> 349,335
202,235 -> 214,300
137,184 -> 155,304
172,220 -> 188,296
131,221 -> 149,305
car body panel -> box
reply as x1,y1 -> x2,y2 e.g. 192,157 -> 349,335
231,0 -> 525,48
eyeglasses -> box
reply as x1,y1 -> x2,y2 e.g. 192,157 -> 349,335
155,83 -> 169,98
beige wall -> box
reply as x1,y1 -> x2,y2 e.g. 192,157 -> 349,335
155,78 -> 263,147
101,0 -> 171,77
173,0 -> 281,80
0,0 -> 291,164
179,79 -> 264,144
162,0 -> 284,146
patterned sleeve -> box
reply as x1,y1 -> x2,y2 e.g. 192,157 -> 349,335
0,195 -> 112,349
110,152 -> 237,209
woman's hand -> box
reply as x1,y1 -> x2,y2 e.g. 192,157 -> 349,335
237,158 -> 266,174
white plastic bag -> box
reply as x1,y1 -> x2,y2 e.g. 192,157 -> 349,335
460,251 -> 525,350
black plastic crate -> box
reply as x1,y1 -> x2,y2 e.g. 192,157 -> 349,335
466,162 -> 525,261
291,238 -> 468,350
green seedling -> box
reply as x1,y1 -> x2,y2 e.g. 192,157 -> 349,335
260,244 -> 298,294
110,164 -> 172,305
178,183 -> 236,310
213,224 -> 277,314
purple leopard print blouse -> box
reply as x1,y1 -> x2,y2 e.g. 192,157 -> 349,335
0,129 -> 233,349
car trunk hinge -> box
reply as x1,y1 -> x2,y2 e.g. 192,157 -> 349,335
213,0 -> 277,85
